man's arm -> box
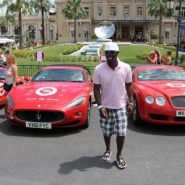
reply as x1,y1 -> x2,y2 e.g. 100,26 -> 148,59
125,82 -> 133,104
94,83 -> 109,119
125,82 -> 133,115
93,83 -> 101,107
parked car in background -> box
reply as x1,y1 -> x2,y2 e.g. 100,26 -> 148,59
0,67 -> 6,105
5,65 -> 93,129
132,65 -> 185,125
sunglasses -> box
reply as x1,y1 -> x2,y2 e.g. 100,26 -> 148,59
105,51 -> 118,55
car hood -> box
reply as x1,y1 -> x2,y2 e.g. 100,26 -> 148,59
12,82 -> 90,105
136,80 -> 185,96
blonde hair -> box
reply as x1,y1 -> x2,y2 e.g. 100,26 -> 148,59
7,54 -> 16,65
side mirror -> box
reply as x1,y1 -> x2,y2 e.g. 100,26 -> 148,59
24,76 -> 31,82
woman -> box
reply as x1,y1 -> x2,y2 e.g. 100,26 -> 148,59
162,51 -> 172,65
147,49 -> 161,64
3,54 -> 18,92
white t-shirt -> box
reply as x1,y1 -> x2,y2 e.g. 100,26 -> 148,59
93,60 -> 132,109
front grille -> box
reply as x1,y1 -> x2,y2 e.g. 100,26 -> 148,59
171,96 -> 185,108
15,110 -> 64,122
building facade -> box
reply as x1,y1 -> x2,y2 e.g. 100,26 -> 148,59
56,0 -> 156,43
1,0 -> 185,45
55,0 -> 185,44
0,1 -> 57,45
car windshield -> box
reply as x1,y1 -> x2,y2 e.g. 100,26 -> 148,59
0,69 -> 5,79
31,68 -> 85,82
138,69 -> 185,81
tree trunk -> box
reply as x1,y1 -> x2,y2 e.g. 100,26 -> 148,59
19,10 -> 23,49
159,8 -> 163,44
41,6 -> 45,45
74,17 -> 77,43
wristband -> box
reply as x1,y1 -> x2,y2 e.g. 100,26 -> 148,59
98,105 -> 103,109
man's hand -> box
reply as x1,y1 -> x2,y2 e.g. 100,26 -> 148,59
127,103 -> 133,116
99,107 -> 109,119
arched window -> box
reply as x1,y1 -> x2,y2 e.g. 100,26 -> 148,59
1,26 -> 7,34
28,25 -> 36,40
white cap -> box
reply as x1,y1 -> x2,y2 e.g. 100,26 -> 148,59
104,42 -> 119,51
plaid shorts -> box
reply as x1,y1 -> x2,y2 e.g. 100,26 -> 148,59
100,108 -> 128,137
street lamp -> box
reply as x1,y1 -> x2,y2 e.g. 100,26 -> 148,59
167,0 -> 183,66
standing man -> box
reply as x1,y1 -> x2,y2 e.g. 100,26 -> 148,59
93,42 -> 133,170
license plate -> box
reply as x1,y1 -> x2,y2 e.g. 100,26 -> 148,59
26,122 -> 52,129
176,110 -> 185,117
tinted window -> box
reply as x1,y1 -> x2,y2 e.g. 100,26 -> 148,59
138,69 -> 185,81
31,69 -> 84,82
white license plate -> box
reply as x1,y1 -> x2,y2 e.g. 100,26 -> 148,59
26,122 -> 52,129
176,110 -> 185,117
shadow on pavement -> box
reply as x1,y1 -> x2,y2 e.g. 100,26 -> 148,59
128,117 -> 185,136
58,155 -> 114,174
0,120 -> 82,138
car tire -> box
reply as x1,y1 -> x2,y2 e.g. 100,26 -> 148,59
132,97 -> 143,126
82,102 -> 91,129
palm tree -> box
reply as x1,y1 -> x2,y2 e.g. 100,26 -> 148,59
3,0 -> 33,49
32,0 -> 52,45
148,0 -> 169,44
62,0 -> 87,43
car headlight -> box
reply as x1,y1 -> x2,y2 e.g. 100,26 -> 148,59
6,95 -> 14,107
156,96 -> 166,106
145,96 -> 154,104
67,96 -> 86,108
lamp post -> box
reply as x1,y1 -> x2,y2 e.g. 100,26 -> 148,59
167,0 -> 183,66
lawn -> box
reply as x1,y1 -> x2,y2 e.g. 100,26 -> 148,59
119,44 -> 159,64
17,43 -> 161,66
16,43 -> 181,75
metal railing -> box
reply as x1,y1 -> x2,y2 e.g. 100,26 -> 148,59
18,64 -> 96,76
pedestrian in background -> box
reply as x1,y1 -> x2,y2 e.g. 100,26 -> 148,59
98,44 -> 106,63
147,49 -> 161,64
93,42 -> 133,170
3,54 -> 18,92
162,51 -> 172,65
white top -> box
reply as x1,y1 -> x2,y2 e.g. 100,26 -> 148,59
93,60 -> 132,109
5,66 -> 15,85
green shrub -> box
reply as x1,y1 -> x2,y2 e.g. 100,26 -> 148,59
13,49 -> 33,58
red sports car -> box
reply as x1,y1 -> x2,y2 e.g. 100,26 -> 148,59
0,67 -> 6,105
5,65 -> 93,129
132,65 -> 185,125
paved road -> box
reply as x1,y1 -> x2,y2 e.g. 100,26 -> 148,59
0,106 -> 185,185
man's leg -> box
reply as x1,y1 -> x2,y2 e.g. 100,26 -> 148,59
102,135 -> 112,161
104,135 -> 111,152
116,136 -> 125,159
115,136 -> 127,169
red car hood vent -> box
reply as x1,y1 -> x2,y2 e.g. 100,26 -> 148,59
138,81 -> 185,95
14,83 -> 87,104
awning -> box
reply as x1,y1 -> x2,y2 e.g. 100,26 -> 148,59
0,37 -> 15,44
